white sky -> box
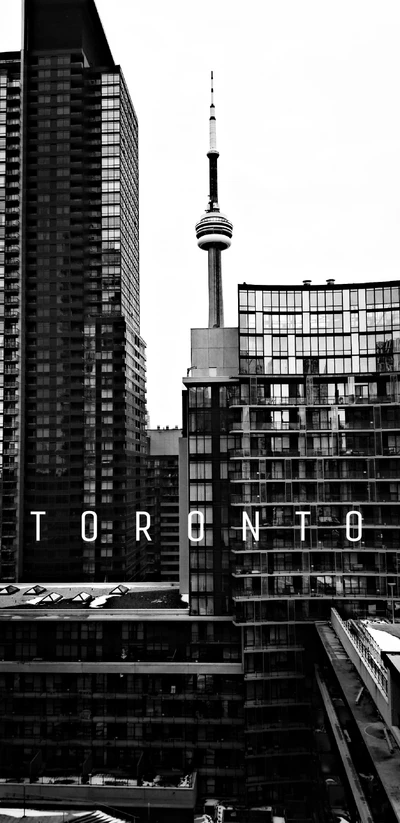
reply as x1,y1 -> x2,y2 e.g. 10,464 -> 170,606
1,1 -> 400,426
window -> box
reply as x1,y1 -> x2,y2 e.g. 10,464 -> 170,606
190,462 -> 212,480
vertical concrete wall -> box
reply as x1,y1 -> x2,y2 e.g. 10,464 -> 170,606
179,436 -> 189,596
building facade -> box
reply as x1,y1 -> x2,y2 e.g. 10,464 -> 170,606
0,582 -> 244,819
0,0 -> 147,583
147,427 -> 181,581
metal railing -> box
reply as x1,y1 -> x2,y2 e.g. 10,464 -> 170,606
331,608 -> 388,697
229,394 -> 397,407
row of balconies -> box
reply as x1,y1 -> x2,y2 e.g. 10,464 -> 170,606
233,559 -> 392,575
231,491 -> 400,504
231,535 -> 398,551
230,447 -> 380,458
234,575 -> 394,599
228,395 -> 396,407
246,771 -> 310,785
0,711 -> 243,725
5,689 -> 243,702
245,745 -> 310,759
244,697 -> 308,709
244,670 -> 303,682
231,420 -> 393,432
230,470 -> 400,482
230,464 -> 388,481
231,518 -> 400,532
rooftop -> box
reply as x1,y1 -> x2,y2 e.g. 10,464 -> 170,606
0,811 -> 131,823
0,582 -> 188,618
362,620 -> 400,653
238,279 -> 400,291
24,0 -> 115,68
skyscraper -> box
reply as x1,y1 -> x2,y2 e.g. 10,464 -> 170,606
0,0 -> 147,583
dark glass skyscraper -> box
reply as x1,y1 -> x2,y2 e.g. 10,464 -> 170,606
0,0 -> 147,583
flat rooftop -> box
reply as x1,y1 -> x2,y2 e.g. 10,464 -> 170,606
362,620 -> 400,652
0,811 -> 129,823
0,582 -> 188,615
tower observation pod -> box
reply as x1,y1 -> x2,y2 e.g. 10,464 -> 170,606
195,72 -> 233,328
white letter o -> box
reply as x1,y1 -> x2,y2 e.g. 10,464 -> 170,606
346,510 -> 362,543
188,510 -> 204,543
81,510 -> 97,542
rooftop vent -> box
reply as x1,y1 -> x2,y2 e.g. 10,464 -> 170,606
326,278 -> 335,284
303,280 -> 312,286
24,585 -> 46,596
0,585 -> 19,596
110,584 -> 129,596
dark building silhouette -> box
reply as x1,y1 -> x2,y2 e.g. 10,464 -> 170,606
0,0 -> 147,583
147,427 -> 181,581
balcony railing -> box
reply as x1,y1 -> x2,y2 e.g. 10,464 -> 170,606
229,448 -> 299,458
234,578 -> 388,599
331,608 -> 388,696
229,395 -> 397,407
248,422 -> 302,431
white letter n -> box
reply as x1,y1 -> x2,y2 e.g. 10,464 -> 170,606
242,511 -> 259,542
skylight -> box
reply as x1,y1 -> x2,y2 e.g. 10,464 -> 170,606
72,591 -> 92,602
39,592 -> 63,604
24,585 -> 46,596
0,585 -> 19,596
110,584 -> 129,596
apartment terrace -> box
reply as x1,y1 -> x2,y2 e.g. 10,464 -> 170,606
0,770 -> 197,809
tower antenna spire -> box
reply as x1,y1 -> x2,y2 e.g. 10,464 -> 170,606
208,70 -> 218,208
209,70 -> 216,153
195,72 -> 233,328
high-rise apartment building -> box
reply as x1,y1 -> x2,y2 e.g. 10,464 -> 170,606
0,0 -> 147,583
183,269 -> 400,816
229,279 -> 400,811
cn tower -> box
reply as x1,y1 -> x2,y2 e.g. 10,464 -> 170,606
195,72 -> 233,328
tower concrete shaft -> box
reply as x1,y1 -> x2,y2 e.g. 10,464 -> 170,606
208,247 -> 223,328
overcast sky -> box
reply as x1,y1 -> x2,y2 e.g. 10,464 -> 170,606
2,1 -> 400,427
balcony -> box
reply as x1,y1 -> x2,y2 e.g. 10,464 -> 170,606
229,448 -> 299,459
244,670 -> 304,681
231,493 -> 286,505
248,422 -> 302,432
340,420 -> 374,430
